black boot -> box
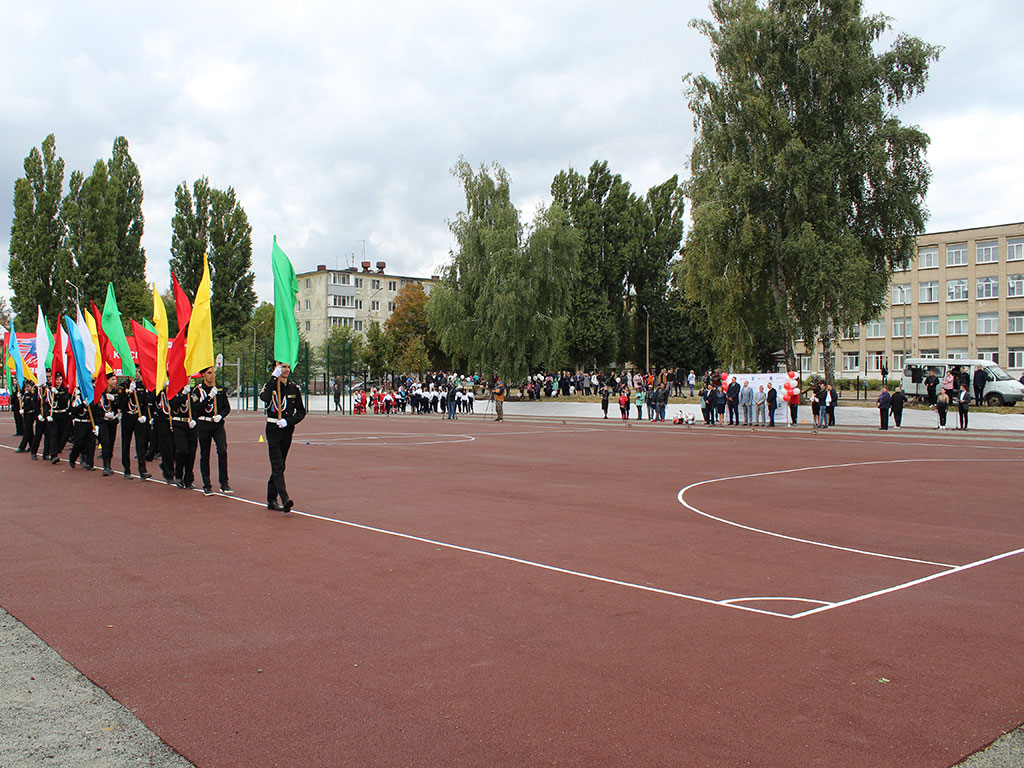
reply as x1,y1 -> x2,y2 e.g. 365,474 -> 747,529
102,461 -> 113,477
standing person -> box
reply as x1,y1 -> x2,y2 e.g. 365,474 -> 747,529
881,361 -> 889,384
600,385 -> 610,419
117,376 -> 151,479
957,384 -> 970,430
816,383 -> 828,429
634,387 -> 645,420
699,384 -> 711,425
826,384 -> 838,426
739,380 -> 754,426
688,370 -> 696,397
170,381 -> 198,489
810,383 -> 821,426
924,368 -> 939,405
618,388 -> 630,421
261,362 -> 306,512
67,385 -> 97,471
445,385 -> 458,420
654,383 -> 668,422
889,385 -> 906,428
10,385 -> 23,436
15,381 -> 40,456
36,372 -> 54,460
195,366 -> 232,495
788,385 -> 800,426
332,376 -> 342,413
754,385 -> 766,426
492,377 -> 506,422
96,374 -> 120,477
935,389 -> 949,429
941,370 -> 955,402
726,377 -> 740,425
877,385 -> 891,430
972,365 -> 989,407
153,382 -> 175,483
715,385 -> 728,424
766,382 -> 778,427
48,372 -> 72,464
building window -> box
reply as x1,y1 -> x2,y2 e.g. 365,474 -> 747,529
1009,312 -> 1024,334
842,352 -> 860,371
333,273 -> 350,285
817,353 -> 834,372
978,349 -> 999,364
1008,239 -> 1024,262
388,301 -> 395,312
947,349 -> 968,360
892,283 -> 910,305
976,240 -> 999,264
355,300 -> 363,310
947,279 -> 968,302
866,352 -> 885,372
977,276 -> 999,299
946,243 -> 968,266
893,317 -> 912,338
798,355 -> 811,372
371,300 -> 380,311
947,315 -> 968,336
304,321 -> 310,331
920,349 -> 939,359
977,312 -> 998,335
371,279 -> 381,289
919,281 -> 939,303
1008,274 -> 1024,298
1009,349 -> 1024,368
341,317 -> 353,328
388,280 -> 397,291
866,319 -> 885,338
919,316 -> 939,336
918,247 -> 939,269
842,324 -> 860,340
354,321 -> 363,332
893,353 -> 905,371
354,277 -> 363,288
305,279 -> 311,289
303,299 -> 310,310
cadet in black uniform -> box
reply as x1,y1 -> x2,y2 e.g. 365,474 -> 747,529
260,362 -> 306,512
35,371 -> 54,460
48,371 -> 72,464
10,386 -> 23,436
97,373 -> 119,476
153,383 -> 175,483
16,381 -> 40,457
67,385 -> 98,471
118,376 -> 152,480
170,382 -> 198,489
194,366 -> 232,496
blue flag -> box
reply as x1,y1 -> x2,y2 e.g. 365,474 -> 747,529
7,319 -> 26,389
64,316 -> 94,404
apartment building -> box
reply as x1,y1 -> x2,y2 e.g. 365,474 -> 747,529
795,222 -> 1024,377
294,261 -> 436,349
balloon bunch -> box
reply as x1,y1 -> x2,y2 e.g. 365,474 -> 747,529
781,371 -> 799,402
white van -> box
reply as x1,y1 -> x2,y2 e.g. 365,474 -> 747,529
901,358 -> 1024,406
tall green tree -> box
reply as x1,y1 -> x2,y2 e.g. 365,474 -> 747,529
8,134 -> 71,320
170,177 -> 257,339
682,0 -> 939,377
385,282 -> 444,369
363,320 -> 394,380
429,159 -> 575,382
314,324 -> 363,377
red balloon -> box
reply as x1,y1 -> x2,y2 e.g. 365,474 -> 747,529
787,371 -> 797,379
782,392 -> 791,402
783,381 -> 793,389
720,372 -> 728,380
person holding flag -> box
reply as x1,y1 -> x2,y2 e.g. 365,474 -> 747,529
15,379 -> 41,457
67,381 -> 98,471
261,237 -> 306,513
117,375 -> 152,480
47,370 -> 72,465
96,372 -> 120,477
195,366 -> 232,496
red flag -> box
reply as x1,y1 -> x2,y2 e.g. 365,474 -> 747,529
91,301 -> 117,402
130,320 -> 158,392
64,335 -> 76,399
51,314 -> 66,385
171,272 -> 193,330
167,327 -> 189,398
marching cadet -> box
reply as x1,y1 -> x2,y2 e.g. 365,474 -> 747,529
97,373 -> 119,476
170,380 -> 198,489
194,366 -> 232,496
15,380 -> 40,458
48,371 -> 72,464
67,384 -> 98,471
35,370 -> 53,460
260,362 -> 305,513
153,382 -> 175,483
118,375 -> 152,480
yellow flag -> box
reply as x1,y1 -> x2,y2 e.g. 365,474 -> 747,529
82,310 -> 102,376
184,254 -> 214,375
153,283 -> 169,391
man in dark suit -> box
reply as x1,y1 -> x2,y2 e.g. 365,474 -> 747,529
726,377 -> 740,425
972,365 -> 989,407
877,386 -> 891,430
766,382 -> 778,427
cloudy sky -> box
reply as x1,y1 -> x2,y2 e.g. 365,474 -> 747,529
2,0 -> 1022,309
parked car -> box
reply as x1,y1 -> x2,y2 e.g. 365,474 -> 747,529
901,358 -> 1024,406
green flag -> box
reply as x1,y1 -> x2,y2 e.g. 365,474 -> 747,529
101,283 -> 137,377
271,236 -> 299,369
141,317 -> 156,333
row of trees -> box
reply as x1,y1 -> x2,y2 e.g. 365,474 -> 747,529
7,135 -> 258,344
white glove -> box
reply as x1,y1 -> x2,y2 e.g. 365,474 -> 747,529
213,414 -> 222,423
277,418 -> 287,428
104,411 -> 116,420
93,426 -> 99,436
139,416 -> 147,424
47,416 -> 53,422
129,381 -> 136,392
38,414 -> 44,421
272,365 -> 284,378
188,419 -> 196,429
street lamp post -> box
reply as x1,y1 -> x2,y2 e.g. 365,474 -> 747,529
65,279 -> 81,309
643,305 -> 650,373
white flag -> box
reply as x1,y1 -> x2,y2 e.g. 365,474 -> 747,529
35,306 -> 50,385
75,305 -> 97,376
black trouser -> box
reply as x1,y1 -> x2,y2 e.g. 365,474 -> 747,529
827,405 -> 835,426
937,406 -> 947,427
958,406 -> 969,430
12,405 -> 23,435
121,414 -> 148,474
891,407 -> 903,427
31,416 -> 47,455
49,413 -> 71,456
879,407 -> 889,430
68,421 -> 96,467
18,414 -> 38,453
98,420 -> 117,464
198,421 -> 228,489
266,423 -> 294,504
172,422 -> 197,484
155,418 -> 175,480
974,387 -> 984,406
727,402 -> 739,424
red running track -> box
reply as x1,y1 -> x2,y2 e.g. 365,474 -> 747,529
2,412 -> 1023,767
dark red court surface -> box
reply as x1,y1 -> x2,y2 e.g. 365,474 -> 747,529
2,412 -> 1023,767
